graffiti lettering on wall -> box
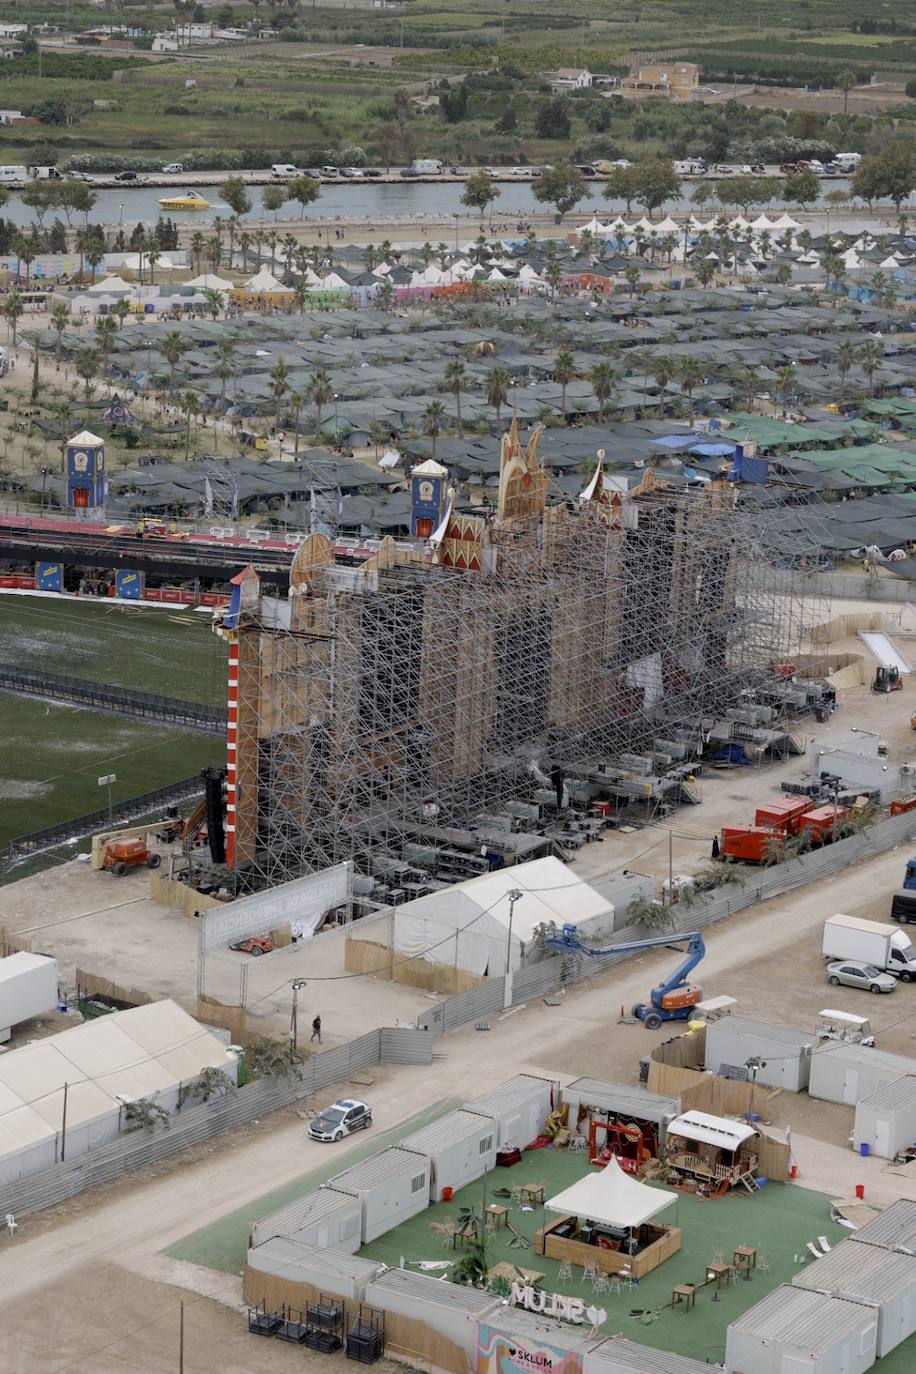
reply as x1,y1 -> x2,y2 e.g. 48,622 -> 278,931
476,1322 -> 585,1374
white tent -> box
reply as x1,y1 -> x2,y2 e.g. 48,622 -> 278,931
391,856 -> 615,977
774,213 -> 801,230
86,275 -> 131,294
750,214 -> 776,231
244,268 -> 293,293
120,253 -> 175,271
546,1157 -> 677,1229
186,272 -> 233,291
654,215 -> 681,236
578,215 -> 614,237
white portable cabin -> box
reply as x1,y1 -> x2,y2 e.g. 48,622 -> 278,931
586,1337 -> 723,1374
246,1237 -> 384,1301
561,1078 -> 680,1149
463,1073 -> 554,1151
851,1198 -> 916,1254
704,1015 -> 816,1092
250,1185 -> 362,1251
853,1074 -> 916,1159
725,1285 -> 878,1374
329,1146 -> 430,1242
0,952 -> 58,1042
792,1236 -> 916,1357
808,1042 -> 916,1105
364,1268 -> 497,1356
400,1109 -> 497,1200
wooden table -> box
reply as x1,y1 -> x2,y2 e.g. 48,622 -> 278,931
672,1284 -> 696,1313
733,1246 -> 757,1274
519,1184 -> 545,1205
488,1263 -> 545,1288
486,1205 -> 509,1231
705,1262 -> 732,1289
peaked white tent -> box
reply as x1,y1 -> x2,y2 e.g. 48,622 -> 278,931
186,273 -> 233,291
244,268 -> 293,293
86,275 -> 131,294
546,1157 -> 677,1229
654,215 -> 681,236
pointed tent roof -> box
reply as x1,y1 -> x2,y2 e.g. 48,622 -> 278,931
244,268 -> 293,293
546,1156 -> 677,1229
68,429 -> 104,447
186,272 -> 233,290
412,458 -> 448,478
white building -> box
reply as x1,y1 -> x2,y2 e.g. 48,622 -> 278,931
552,68 -> 593,91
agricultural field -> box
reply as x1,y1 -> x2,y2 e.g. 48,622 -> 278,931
0,693 -> 222,849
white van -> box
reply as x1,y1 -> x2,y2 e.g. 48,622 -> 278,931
271,163 -> 297,179
0,165 -> 28,183
834,152 -> 861,173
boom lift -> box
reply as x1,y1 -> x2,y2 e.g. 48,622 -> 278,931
544,923 -> 706,1030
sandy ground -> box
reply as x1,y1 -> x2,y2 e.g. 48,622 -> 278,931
3,838 -> 916,1369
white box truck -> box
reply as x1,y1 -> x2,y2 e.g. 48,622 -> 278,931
0,952 -> 59,1042
410,159 -> 443,175
823,914 -> 916,981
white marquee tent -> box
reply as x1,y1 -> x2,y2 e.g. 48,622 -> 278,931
546,1156 -> 677,1229
391,855 -> 615,977
0,1000 -> 238,1185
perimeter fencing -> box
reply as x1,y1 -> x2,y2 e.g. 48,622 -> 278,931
417,807 -> 916,1036
0,1026 -> 434,1220
5,809 -> 916,1220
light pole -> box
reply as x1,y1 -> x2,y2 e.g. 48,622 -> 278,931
98,772 -> 116,823
745,1056 -> 765,1126
503,888 -> 524,1009
290,978 -> 306,1048
333,393 -> 339,446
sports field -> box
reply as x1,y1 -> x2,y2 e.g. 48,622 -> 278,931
0,595 -> 227,706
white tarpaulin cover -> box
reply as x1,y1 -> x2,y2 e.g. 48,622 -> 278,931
392,856 -> 614,976
545,1156 -> 677,1228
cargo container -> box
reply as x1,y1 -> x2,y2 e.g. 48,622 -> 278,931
463,1073 -> 555,1151
754,796 -> 810,834
705,1015 -> 815,1092
853,1074 -> 916,1160
400,1108 -> 496,1201
328,1146 -> 429,1243
250,1185 -> 362,1251
792,1238 -> 916,1357
0,952 -> 58,1043
719,825 -> 781,863
800,804 -> 849,843
725,1285 -> 878,1374
851,1197 -> 916,1253
809,1041 -> 916,1105
586,1337 -> 721,1374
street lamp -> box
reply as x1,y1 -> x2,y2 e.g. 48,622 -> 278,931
290,979 -> 306,1048
503,888 -> 524,1008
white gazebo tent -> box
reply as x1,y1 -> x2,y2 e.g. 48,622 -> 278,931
541,1157 -> 680,1277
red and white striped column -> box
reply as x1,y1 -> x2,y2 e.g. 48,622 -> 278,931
225,636 -> 238,868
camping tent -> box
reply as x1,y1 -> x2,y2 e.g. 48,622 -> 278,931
545,1156 -> 677,1229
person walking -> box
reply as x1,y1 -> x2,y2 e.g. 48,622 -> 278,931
310,1014 -> 322,1044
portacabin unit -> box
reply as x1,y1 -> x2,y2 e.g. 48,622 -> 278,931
561,1078 -> 680,1151
704,1015 -> 816,1092
245,1237 -> 384,1306
329,1147 -> 430,1243
250,1185 -> 363,1252
853,1074 -> 916,1159
0,952 -> 59,1043
586,1336 -> 724,1374
364,1268 -> 497,1360
850,1198 -> 916,1255
463,1073 -> 555,1151
808,1042 -> 916,1105
792,1237 -> 916,1357
400,1109 -> 496,1201
725,1285 -> 878,1374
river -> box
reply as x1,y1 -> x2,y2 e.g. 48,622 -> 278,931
0,177 -> 876,231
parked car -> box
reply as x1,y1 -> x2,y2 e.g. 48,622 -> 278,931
750,164 -> 766,174
163,162 -> 184,174
449,164 -> 465,175
340,167 -> 364,178
308,1098 -> 373,1142
115,170 -> 139,182
827,961 -> 896,995
364,167 -> 383,178
230,934 -> 273,956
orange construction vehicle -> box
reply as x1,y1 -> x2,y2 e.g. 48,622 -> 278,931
102,837 -> 162,876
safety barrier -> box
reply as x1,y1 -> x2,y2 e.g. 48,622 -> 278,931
0,665 -> 225,733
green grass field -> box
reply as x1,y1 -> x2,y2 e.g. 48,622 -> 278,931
0,692 -> 222,848
0,595 -> 226,705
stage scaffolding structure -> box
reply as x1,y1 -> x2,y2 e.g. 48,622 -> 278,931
226,480 -> 828,888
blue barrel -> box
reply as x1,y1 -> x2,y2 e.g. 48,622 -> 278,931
860,1141 -> 870,1157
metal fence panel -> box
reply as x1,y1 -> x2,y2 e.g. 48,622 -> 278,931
380,1028 -> 434,1065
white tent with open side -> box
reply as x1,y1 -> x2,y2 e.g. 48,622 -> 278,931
545,1156 -> 677,1229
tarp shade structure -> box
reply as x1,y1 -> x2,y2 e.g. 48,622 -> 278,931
666,1110 -> 756,1151
545,1157 -> 677,1229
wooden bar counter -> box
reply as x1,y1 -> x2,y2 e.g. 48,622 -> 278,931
533,1215 -> 681,1278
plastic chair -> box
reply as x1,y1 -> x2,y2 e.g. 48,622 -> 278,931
758,1253 -> 771,1274
5,1214 -> 17,1237
557,1260 -> 573,1282
817,1236 -> 832,1253
593,1273 -> 611,1296
582,1262 -> 598,1283
567,1136 -> 588,1153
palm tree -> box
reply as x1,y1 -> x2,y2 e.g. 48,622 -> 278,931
694,256 -> 716,287
4,289 -> 23,347
308,368 -> 333,437
652,354 -> 673,417
775,262 -> 792,288
836,69 -> 856,116
289,390 -> 304,457
75,345 -> 99,404
203,287 -> 223,321
113,298 -> 130,330
443,360 -> 468,436
213,337 -> 235,411
544,259 -> 561,300
860,339 -> 883,395
270,355 -> 289,429
486,366 -> 510,428
776,363 -> 797,415
553,348 -> 576,418
590,362 -> 616,423
95,313 -> 117,357
422,399 -> 447,456
378,279 -> 394,312
190,230 -> 206,274
161,328 -> 188,392
677,357 -> 704,420
624,263 -> 641,297
181,389 -> 199,461
145,239 -> 161,287
294,280 -> 310,313
836,339 -> 856,389
50,299 -> 70,363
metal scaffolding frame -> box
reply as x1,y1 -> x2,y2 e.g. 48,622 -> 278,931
224,478 -> 827,887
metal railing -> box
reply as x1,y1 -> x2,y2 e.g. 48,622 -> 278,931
0,665 -> 225,732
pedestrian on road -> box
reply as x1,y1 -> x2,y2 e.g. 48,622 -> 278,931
310,1014 -> 322,1043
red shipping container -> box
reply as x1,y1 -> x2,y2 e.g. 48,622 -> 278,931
720,825 -> 783,863
754,796 -> 811,834
800,805 -> 849,843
